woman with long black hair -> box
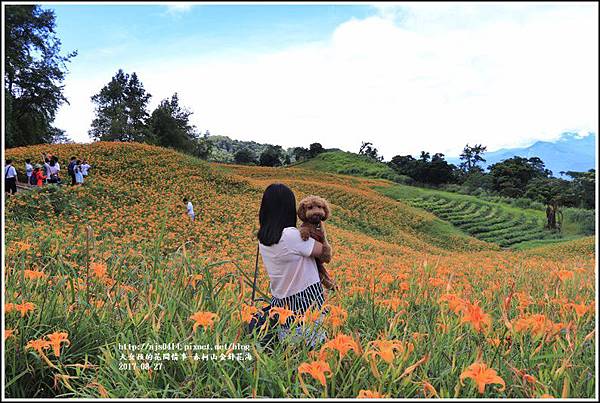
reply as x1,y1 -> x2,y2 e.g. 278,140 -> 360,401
257,183 -> 331,347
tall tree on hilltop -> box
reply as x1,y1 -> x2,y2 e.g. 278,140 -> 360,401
89,69 -> 129,141
148,92 -> 198,151
125,72 -> 152,141
89,69 -> 151,142
4,5 -> 77,147
359,141 -> 383,161
459,144 -> 487,173
309,142 -> 325,158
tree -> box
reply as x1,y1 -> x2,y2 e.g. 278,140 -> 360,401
459,144 -> 487,172
4,5 -> 77,147
359,141 -> 383,161
425,153 -> 456,184
89,69 -> 152,142
292,147 -> 310,162
259,145 -> 284,167
488,156 -> 550,197
388,152 -> 455,185
566,170 -> 595,209
234,148 -> 258,164
308,143 -> 325,158
388,155 -> 417,178
193,131 -> 213,160
524,177 -> 577,206
148,93 -> 196,151
89,69 -> 130,141
125,72 -> 152,141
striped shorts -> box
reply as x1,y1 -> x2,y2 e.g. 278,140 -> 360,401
271,281 -> 326,322
271,282 -> 328,347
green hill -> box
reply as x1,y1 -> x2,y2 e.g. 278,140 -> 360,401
292,151 -> 413,184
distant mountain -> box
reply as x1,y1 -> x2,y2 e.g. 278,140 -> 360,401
447,132 -> 596,177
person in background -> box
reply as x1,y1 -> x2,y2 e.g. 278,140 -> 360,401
5,159 -> 18,195
34,164 -> 46,187
183,197 -> 195,221
47,159 -> 60,184
74,159 -> 84,186
42,154 -> 51,184
81,159 -> 91,177
68,156 -> 77,186
25,159 -> 34,185
52,156 -> 61,175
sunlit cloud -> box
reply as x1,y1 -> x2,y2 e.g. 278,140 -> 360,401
54,3 -> 598,159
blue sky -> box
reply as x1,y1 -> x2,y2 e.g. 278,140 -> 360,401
52,4 -> 373,72
47,2 -> 599,158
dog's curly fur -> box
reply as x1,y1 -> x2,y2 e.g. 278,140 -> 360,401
297,195 -> 336,291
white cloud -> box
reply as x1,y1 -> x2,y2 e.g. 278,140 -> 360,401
54,3 -> 598,159
165,4 -> 194,15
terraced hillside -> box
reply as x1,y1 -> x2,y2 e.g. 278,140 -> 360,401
374,184 -> 592,249
406,194 -> 559,247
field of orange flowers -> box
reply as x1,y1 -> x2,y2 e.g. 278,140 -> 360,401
3,142 -> 596,398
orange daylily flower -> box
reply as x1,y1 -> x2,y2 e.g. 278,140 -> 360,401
357,389 -> 387,398
26,338 -> 52,354
460,362 -> 506,394
24,270 -> 48,280
569,302 -> 591,318
240,304 -> 259,324
554,270 -> 574,281
269,306 -> 295,325
5,329 -> 16,340
91,262 -> 108,279
422,381 -> 438,398
14,302 -> 36,317
460,301 -> 491,333
46,332 -> 71,357
298,360 -> 332,387
439,293 -> 466,314
302,307 -> 323,324
320,333 -> 359,359
325,304 -> 348,328
365,339 -> 413,363
189,311 -> 219,331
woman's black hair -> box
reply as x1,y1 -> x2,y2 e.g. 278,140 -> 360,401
257,183 -> 297,246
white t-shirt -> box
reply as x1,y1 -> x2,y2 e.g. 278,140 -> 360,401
259,227 -> 319,299
48,164 -> 59,176
25,163 -> 33,177
186,201 -> 194,216
5,165 -> 17,178
81,163 -> 90,176
44,162 -> 51,176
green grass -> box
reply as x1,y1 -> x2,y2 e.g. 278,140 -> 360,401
373,184 -> 589,249
292,151 -> 413,184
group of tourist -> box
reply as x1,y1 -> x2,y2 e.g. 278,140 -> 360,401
4,153 -> 91,195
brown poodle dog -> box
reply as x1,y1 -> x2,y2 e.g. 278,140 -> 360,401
297,195 -> 336,291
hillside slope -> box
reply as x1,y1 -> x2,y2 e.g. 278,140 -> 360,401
292,151 -> 413,184
4,142 -> 595,399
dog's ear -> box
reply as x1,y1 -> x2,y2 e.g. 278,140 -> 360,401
297,198 -> 308,222
321,197 -> 331,221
